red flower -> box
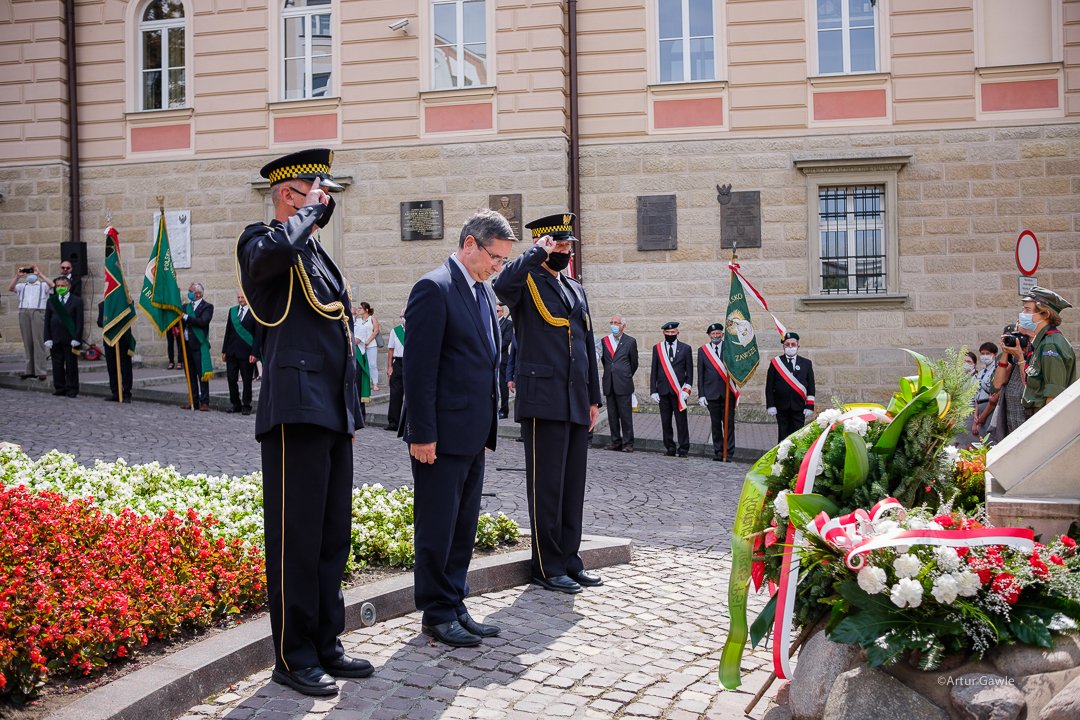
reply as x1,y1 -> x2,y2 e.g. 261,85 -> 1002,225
1050,554 -> 1065,566
991,573 -> 1021,604
933,515 -> 955,529
1029,552 -> 1049,579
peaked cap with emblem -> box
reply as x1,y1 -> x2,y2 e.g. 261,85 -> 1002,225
782,331 -> 800,343
525,212 -> 578,242
707,322 -> 724,334
1022,286 -> 1073,314
661,321 -> 680,330
260,147 -> 343,190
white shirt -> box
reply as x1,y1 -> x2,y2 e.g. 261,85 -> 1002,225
388,326 -> 405,359
355,316 -> 374,344
450,253 -> 496,355
15,281 -> 49,310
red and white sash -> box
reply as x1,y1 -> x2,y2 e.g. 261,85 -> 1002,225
602,335 -> 617,359
655,342 -> 688,411
770,356 -> 813,407
700,344 -> 740,403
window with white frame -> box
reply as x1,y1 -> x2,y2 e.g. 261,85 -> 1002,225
818,185 -> 886,294
432,0 -> 488,90
282,0 -> 333,100
815,0 -> 877,75
139,0 -> 186,110
657,0 -> 715,83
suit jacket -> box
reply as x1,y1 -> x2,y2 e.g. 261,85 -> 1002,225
493,245 -> 602,426
43,294 -> 84,345
402,258 -> 499,456
600,333 -> 638,397
498,315 -> 514,369
765,354 -> 816,414
182,299 -> 214,351
221,305 -> 262,360
698,342 -> 737,401
650,340 -> 693,395
237,204 -> 362,438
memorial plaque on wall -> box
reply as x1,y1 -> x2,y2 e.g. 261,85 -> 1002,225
720,191 -> 761,249
400,200 -> 444,241
637,194 -> 677,251
488,194 -> 523,242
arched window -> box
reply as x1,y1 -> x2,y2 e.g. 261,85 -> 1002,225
282,0 -> 333,100
138,0 -> 186,110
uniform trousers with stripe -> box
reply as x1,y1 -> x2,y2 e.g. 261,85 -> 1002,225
777,412 -> 805,444
260,423 -> 352,672
524,418 -> 588,579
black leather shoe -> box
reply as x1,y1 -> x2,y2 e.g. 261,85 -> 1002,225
664,450 -> 676,457
104,396 -> 118,402
53,390 -> 66,396
604,442 -> 622,451
241,407 -> 251,415
457,612 -> 500,638
532,575 -> 583,594
422,620 -> 481,647
498,411 -> 509,419
122,396 -> 132,404
227,407 -> 241,414
677,453 -> 688,459
622,444 -> 634,453
271,666 -> 338,696
569,569 -> 603,587
320,654 -> 374,679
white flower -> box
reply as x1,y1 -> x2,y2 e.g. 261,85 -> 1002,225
814,463 -> 824,476
934,546 -> 961,572
873,519 -> 899,536
777,439 -> 794,461
956,570 -> 982,597
942,445 -> 961,466
773,490 -> 789,518
893,553 -> 922,579
857,566 -> 887,594
842,417 -> 868,436
931,574 -> 959,604
771,462 -> 784,477
816,408 -> 843,429
890,578 -> 924,608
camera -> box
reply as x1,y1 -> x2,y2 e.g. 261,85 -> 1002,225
388,18 -> 409,31
20,266 -> 34,273
1001,324 -> 1029,350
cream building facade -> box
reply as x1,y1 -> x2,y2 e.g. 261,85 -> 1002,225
2,0 -> 1078,406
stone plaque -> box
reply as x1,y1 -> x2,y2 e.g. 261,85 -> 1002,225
400,200 -> 444,241
720,191 -> 761,249
637,194 -> 677,251
488,194 -> 523,242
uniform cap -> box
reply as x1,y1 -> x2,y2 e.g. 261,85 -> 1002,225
661,321 -> 680,330
782,331 -> 800,343
1022,286 -> 1072,313
260,147 -> 343,190
524,212 -> 578,242
706,322 -> 724,334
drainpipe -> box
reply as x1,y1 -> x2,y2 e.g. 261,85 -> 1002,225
65,0 -> 81,246
568,0 -> 581,278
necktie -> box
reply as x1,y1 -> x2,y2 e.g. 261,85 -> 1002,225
238,307 -> 245,322
668,343 -> 675,362
714,345 -> 721,361
474,281 -> 495,356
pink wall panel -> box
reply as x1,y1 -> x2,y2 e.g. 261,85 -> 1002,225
813,89 -> 887,121
130,123 -> 191,152
273,113 -> 338,143
981,79 -> 1059,112
424,103 -> 493,133
652,98 -> 724,129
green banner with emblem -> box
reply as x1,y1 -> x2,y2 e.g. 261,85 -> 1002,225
721,271 -> 760,386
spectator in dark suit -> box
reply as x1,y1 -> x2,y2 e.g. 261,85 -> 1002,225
43,276 -> 83,397
404,209 -> 514,648
97,300 -> 134,403
698,322 -> 738,461
650,321 -> 694,458
221,290 -> 261,415
497,304 -> 514,418
599,314 -> 638,452
181,282 -> 214,411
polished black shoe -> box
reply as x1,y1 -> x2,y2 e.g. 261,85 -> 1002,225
664,450 -> 676,457
66,392 -> 78,398
422,620 -> 481,647
532,575 -> 583,594
713,455 -> 724,461
320,654 -> 374,679
227,407 -> 242,414
52,389 -> 66,396
498,410 -> 509,419
569,569 -> 603,587
384,425 -> 398,432
677,453 -> 688,459
241,407 -> 251,415
457,612 -> 500,638
622,444 -> 634,453
604,442 -> 622,451
122,396 -> 132,404
104,396 -> 118,402
271,666 -> 338,696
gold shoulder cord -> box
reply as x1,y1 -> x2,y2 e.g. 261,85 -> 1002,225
234,229 -> 294,328
295,261 -> 353,348
526,274 -> 571,351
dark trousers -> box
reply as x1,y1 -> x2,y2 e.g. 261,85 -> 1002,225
524,418 -> 588,578
708,394 -> 737,459
50,345 -> 79,395
226,355 -> 256,410
104,338 -> 133,399
261,424 -> 352,671
166,331 -> 181,363
387,357 -> 404,429
777,412 -> 805,444
185,344 -> 210,405
499,363 -> 510,415
605,393 -> 634,446
412,450 -> 484,625
658,393 -> 690,455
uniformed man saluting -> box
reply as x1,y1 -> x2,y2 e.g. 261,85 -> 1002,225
493,212 -> 604,594
236,148 -> 372,696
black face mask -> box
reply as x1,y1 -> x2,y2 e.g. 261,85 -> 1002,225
546,252 -> 571,272
665,334 -> 678,343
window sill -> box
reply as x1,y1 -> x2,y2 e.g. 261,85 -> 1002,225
798,294 -> 910,310
647,80 -> 728,96
125,107 -> 194,125
420,85 -> 496,104
808,72 -> 889,88
268,96 -> 342,114
976,62 -> 1063,80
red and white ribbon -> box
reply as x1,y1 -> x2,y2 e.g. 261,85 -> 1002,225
729,262 -> 787,338
843,527 -> 1034,571
655,342 -> 688,411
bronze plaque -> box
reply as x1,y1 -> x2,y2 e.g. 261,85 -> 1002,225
637,194 -> 677,251
720,191 -> 761,249
400,200 -> 444,241
488,194 -> 523,241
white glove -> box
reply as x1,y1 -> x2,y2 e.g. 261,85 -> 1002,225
698,396 -> 708,408
184,314 -> 191,322
70,339 -> 80,347
650,393 -> 660,403
43,340 -> 53,350
804,408 -> 814,418
680,390 -> 689,404
767,407 -> 777,417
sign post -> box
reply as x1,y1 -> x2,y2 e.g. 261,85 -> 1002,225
1015,230 -> 1039,296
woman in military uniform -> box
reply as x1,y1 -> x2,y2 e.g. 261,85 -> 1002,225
1000,286 -> 1075,418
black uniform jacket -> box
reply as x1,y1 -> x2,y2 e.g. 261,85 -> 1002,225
493,245 -> 602,426
403,258 -> 499,457
698,343 -> 737,401
44,294 -> 84,345
236,203 -> 362,439
765,354 -> 816,414
650,340 -> 694,395
600,333 -> 638,397
221,306 -> 262,360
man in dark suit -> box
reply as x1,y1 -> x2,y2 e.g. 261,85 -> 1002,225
600,314 -> 638,452
43,276 -> 83,397
58,260 -> 82,297
221,290 -> 261,415
403,209 -> 513,648
494,212 -> 603,595
698,322 -> 738,461
766,331 -> 816,443
181,282 -> 214,411
650,321 -> 694,458
497,304 -> 514,418
97,300 -> 135,403
237,148 -> 371,697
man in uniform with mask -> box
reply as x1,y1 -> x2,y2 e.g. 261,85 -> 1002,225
493,212 -> 603,595
650,321 -> 694,458
697,322 -> 738,461
765,331 -> 816,443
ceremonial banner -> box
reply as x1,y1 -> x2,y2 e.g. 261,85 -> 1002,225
139,213 -> 183,335
102,227 -> 136,347
721,271 -> 759,386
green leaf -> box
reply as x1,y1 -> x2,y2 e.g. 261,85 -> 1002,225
873,379 -> 943,457
786,493 -> 839,530
1008,612 -> 1054,648
915,639 -> 946,671
842,431 -> 869,500
750,594 -> 777,648
831,609 -> 900,647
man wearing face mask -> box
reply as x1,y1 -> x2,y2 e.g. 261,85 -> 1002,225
181,282 -> 214,411
1001,286 -> 1075,418
765,331 -> 816,444
43,276 -> 84,397
698,323 -> 739,461
494,212 -> 604,595
9,264 -> 53,380
650,321 -> 694,458
600,314 -> 638,452
58,260 -> 82,297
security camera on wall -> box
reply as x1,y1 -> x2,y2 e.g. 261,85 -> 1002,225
389,19 -> 409,32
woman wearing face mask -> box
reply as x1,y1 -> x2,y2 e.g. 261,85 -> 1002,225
1000,287 -> 1076,418
971,342 -> 999,438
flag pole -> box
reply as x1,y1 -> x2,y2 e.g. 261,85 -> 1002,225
158,195 -> 195,411
723,242 -> 737,462
115,344 -> 124,403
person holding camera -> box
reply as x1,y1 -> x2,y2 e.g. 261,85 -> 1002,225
8,265 -> 54,380
999,286 -> 1075,419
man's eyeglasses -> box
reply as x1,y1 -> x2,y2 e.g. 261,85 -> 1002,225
478,244 -> 508,267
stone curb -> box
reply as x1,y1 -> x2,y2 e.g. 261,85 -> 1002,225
47,535 -> 633,720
